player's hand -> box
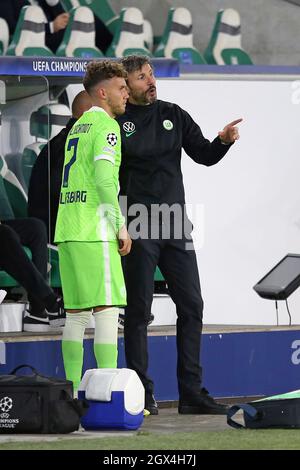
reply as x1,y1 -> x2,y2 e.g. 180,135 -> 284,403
53,13 -> 69,32
117,225 -> 132,256
218,118 -> 243,144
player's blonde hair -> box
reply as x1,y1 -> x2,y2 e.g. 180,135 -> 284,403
83,60 -> 127,94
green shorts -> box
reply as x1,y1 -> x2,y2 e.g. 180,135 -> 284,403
58,241 -> 126,309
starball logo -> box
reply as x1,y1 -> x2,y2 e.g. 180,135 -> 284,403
0,396 -> 13,413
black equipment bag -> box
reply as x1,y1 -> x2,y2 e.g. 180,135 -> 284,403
227,397 -> 300,429
0,365 -> 88,434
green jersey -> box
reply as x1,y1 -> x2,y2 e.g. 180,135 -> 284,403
55,106 -> 125,243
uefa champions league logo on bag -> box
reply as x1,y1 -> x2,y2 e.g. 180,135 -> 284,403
0,396 -> 13,413
0,396 -> 13,419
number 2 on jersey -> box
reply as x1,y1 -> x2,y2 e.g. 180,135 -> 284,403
63,138 -> 79,188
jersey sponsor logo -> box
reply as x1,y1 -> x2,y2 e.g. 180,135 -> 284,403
163,119 -> 173,130
103,146 -> 116,155
107,133 -> 118,146
123,121 -> 136,137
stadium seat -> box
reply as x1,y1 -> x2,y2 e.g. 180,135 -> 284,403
22,103 -> 71,191
0,155 -> 27,219
0,157 -> 32,289
29,103 -> 71,141
22,143 -> 46,191
0,18 -> 9,56
0,157 -> 15,221
22,103 -> 70,288
56,6 -> 104,58
154,7 -> 205,64
60,0 -> 119,35
106,7 -> 152,58
204,8 -> 253,65
6,5 -> 53,57
60,0 -> 82,9
4,152 -> 26,192
144,19 -> 154,52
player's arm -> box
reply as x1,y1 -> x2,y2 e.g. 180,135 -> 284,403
94,161 -> 131,255
93,129 -> 131,255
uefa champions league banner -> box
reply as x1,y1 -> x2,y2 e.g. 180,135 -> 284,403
0,57 -> 179,78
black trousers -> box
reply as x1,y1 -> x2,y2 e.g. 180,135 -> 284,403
0,218 -> 55,314
123,235 -> 204,398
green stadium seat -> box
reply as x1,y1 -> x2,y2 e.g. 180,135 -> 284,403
47,245 -> 61,288
0,157 -> 31,288
154,7 -> 206,64
22,103 -> 71,191
0,155 -> 27,219
88,0 -> 119,35
204,8 -> 253,65
0,157 -> 15,221
0,18 -> 9,56
60,0 -> 81,10
22,143 -> 46,191
143,19 -> 154,52
4,152 -> 26,192
29,103 -> 71,141
60,0 -> 119,35
106,7 -> 152,58
56,6 -> 104,58
154,267 -> 164,282
6,5 -> 53,57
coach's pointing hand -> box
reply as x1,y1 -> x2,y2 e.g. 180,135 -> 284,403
218,118 -> 243,144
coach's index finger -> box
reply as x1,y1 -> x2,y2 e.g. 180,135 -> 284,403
228,118 -> 243,127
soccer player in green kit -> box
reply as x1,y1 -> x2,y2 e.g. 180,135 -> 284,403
55,60 -> 131,393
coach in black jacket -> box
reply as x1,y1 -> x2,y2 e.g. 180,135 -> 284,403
118,55 -> 242,416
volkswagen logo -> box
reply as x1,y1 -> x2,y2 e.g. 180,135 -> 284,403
123,122 -> 135,132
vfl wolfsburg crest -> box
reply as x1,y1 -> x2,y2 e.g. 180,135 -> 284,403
163,120 -> 173,130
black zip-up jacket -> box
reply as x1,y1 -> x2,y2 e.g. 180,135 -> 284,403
117,100 -> 232,209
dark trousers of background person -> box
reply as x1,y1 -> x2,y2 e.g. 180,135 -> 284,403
0,218 -> 53,315
123,229 -> 204,398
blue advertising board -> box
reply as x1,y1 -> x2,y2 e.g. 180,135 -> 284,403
0,57 -> 179,78
1,328 -> 300,401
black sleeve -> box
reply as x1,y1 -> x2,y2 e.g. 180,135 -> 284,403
27,146 -> 49,230
181,107 -> 233,167
37,0 -> 64,20
36,0 -> 65,52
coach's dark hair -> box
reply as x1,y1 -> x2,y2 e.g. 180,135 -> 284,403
83,60 -> 127,94
121,55 -> 153,74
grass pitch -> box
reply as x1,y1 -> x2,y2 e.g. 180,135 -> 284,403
1,429 -> 300,450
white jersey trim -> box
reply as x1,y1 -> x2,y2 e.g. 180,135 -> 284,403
94,155 -> 115,164
85,106 -> 109,116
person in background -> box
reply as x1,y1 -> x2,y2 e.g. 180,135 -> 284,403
32,0 -> 69,53
0,0 -> 68,53
118,55 -> 242,415
28,90 -> 92,243
0,218 -> 64,331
